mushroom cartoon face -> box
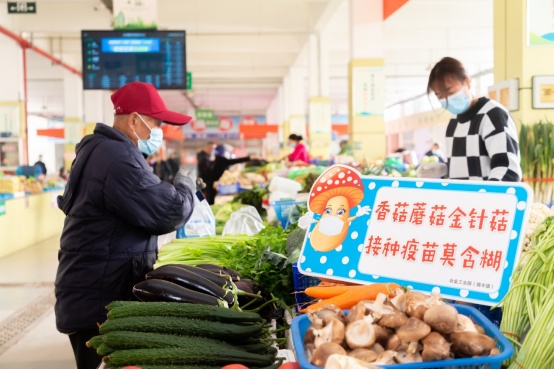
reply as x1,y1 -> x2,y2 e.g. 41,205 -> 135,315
305,166 -> 370,252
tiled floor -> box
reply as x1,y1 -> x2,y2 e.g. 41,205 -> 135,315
0,236 -> 75,369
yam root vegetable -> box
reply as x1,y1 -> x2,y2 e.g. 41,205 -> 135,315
423,304 -> 458,334
348,348 -> 378,363
396,317 -> 431,342
314,316 -> 346,348
421,332 -> 452,362
300,283 -> 401,313
311,342 -> 347,367
345,317 -> 376,349
450,331 -> 496,357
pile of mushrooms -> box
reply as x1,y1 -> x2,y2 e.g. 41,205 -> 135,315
303,290 -> 499,369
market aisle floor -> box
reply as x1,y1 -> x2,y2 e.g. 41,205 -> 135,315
0,235 -> 75,369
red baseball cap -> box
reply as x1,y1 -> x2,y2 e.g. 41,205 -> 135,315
111,82 -> 192,126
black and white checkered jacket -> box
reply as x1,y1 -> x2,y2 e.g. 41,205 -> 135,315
445,97 -> 522,182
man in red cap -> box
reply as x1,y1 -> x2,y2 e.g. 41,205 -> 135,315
55,82 -> 196,368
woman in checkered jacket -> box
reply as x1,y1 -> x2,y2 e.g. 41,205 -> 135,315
427,57 -> 522,182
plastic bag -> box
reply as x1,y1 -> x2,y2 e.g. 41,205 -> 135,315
222,206 -> 265,236
177,191 -> 216,238
416,162 -> 448,179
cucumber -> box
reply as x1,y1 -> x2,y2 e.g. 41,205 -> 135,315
105,347 -> 274,368
98,316 -> 263,342
96,343 -> 116,357
108,364 -> 213,369
101,331 -> 236,351
106,301 -> 261,323
86,335 -> 104,349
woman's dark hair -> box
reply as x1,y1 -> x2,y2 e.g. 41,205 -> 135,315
288,134 -> 303,142
427,57 -> 468,96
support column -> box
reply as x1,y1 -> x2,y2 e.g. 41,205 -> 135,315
308,33 -> 332,160
0,12 -> 26,169
348,0 -> 386,161
84,90 -> 114,135
494,0 -> 554,126
288,66 -> 307,142
63,67 -> 84,170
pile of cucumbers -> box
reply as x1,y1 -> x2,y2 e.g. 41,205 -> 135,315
88,301 -> 278,368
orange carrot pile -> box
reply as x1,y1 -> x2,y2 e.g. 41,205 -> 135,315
299,282 -> 401,313
305,285 -> 366,300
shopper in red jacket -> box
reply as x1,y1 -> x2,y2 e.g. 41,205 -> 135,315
287,134 -> 310,166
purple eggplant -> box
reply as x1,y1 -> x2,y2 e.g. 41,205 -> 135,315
132,279 -> 225,306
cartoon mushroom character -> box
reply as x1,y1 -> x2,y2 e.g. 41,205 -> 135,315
299,166 -> 370,252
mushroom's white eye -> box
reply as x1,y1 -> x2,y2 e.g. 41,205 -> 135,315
324,208 -> 332,215
336,209 -> 345,216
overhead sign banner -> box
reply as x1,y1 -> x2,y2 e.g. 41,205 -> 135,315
528,0 -> 554,45
7,2 -> 36,14
297,165 -> 532,306
113,0 -> 157,30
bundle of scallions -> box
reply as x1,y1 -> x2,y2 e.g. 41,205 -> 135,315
497,216 -> 554,368
519,120 -> 554,205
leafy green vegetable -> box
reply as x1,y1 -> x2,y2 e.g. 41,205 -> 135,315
232,187 -> 268,218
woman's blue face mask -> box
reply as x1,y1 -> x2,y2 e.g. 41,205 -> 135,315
439,86 -> 472,115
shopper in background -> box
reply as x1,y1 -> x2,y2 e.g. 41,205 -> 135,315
153,151 -> 173,182
204,144 -> 254,205
58,166 -> 68,180
427,56 -> 521,181
55,82 -> 197,369
167,152 -> 181,181
197,141 -> 214,187
287,134 -> 310,166
424,143 -> 446,163
34,155 -> 47,175
338,140 -> 354,156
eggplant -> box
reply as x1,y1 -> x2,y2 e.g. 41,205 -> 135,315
132,279 -> 223,306
195,264 -> 244,281
146,266 -> 235,306
162,264 -> 232,288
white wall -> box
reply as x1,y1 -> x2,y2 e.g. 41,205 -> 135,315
27,115 -> 65,176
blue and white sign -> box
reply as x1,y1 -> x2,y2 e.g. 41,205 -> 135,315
297,165 -> 532,306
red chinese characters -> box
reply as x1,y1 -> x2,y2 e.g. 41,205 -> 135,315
461,246 -> 480,269
421,241 -> 439,263
480,249 -> 503,271
373,200 -> 509,233
440,243 -> 457,267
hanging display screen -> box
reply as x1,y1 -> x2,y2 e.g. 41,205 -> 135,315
81,30 -> 186,90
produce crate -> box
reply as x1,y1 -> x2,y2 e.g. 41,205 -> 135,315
291,304 -> 514,369
217,182 -> 240,195
271,199 -> 307,228
292,263 -> 320,311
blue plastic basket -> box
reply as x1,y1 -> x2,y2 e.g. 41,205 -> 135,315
217,182 -> 240,195
271,200 -> 307,228
292,263 -> 320,311
291,304 -> 513,369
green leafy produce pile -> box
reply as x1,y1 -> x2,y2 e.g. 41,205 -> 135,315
155,227 -> 293,306
232,186 -> 268,218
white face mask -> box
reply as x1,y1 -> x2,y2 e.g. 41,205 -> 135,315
318,216 -> 345,236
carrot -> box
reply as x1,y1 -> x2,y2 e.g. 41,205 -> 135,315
299,282 -> 401,313
305,285 -> 366,299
